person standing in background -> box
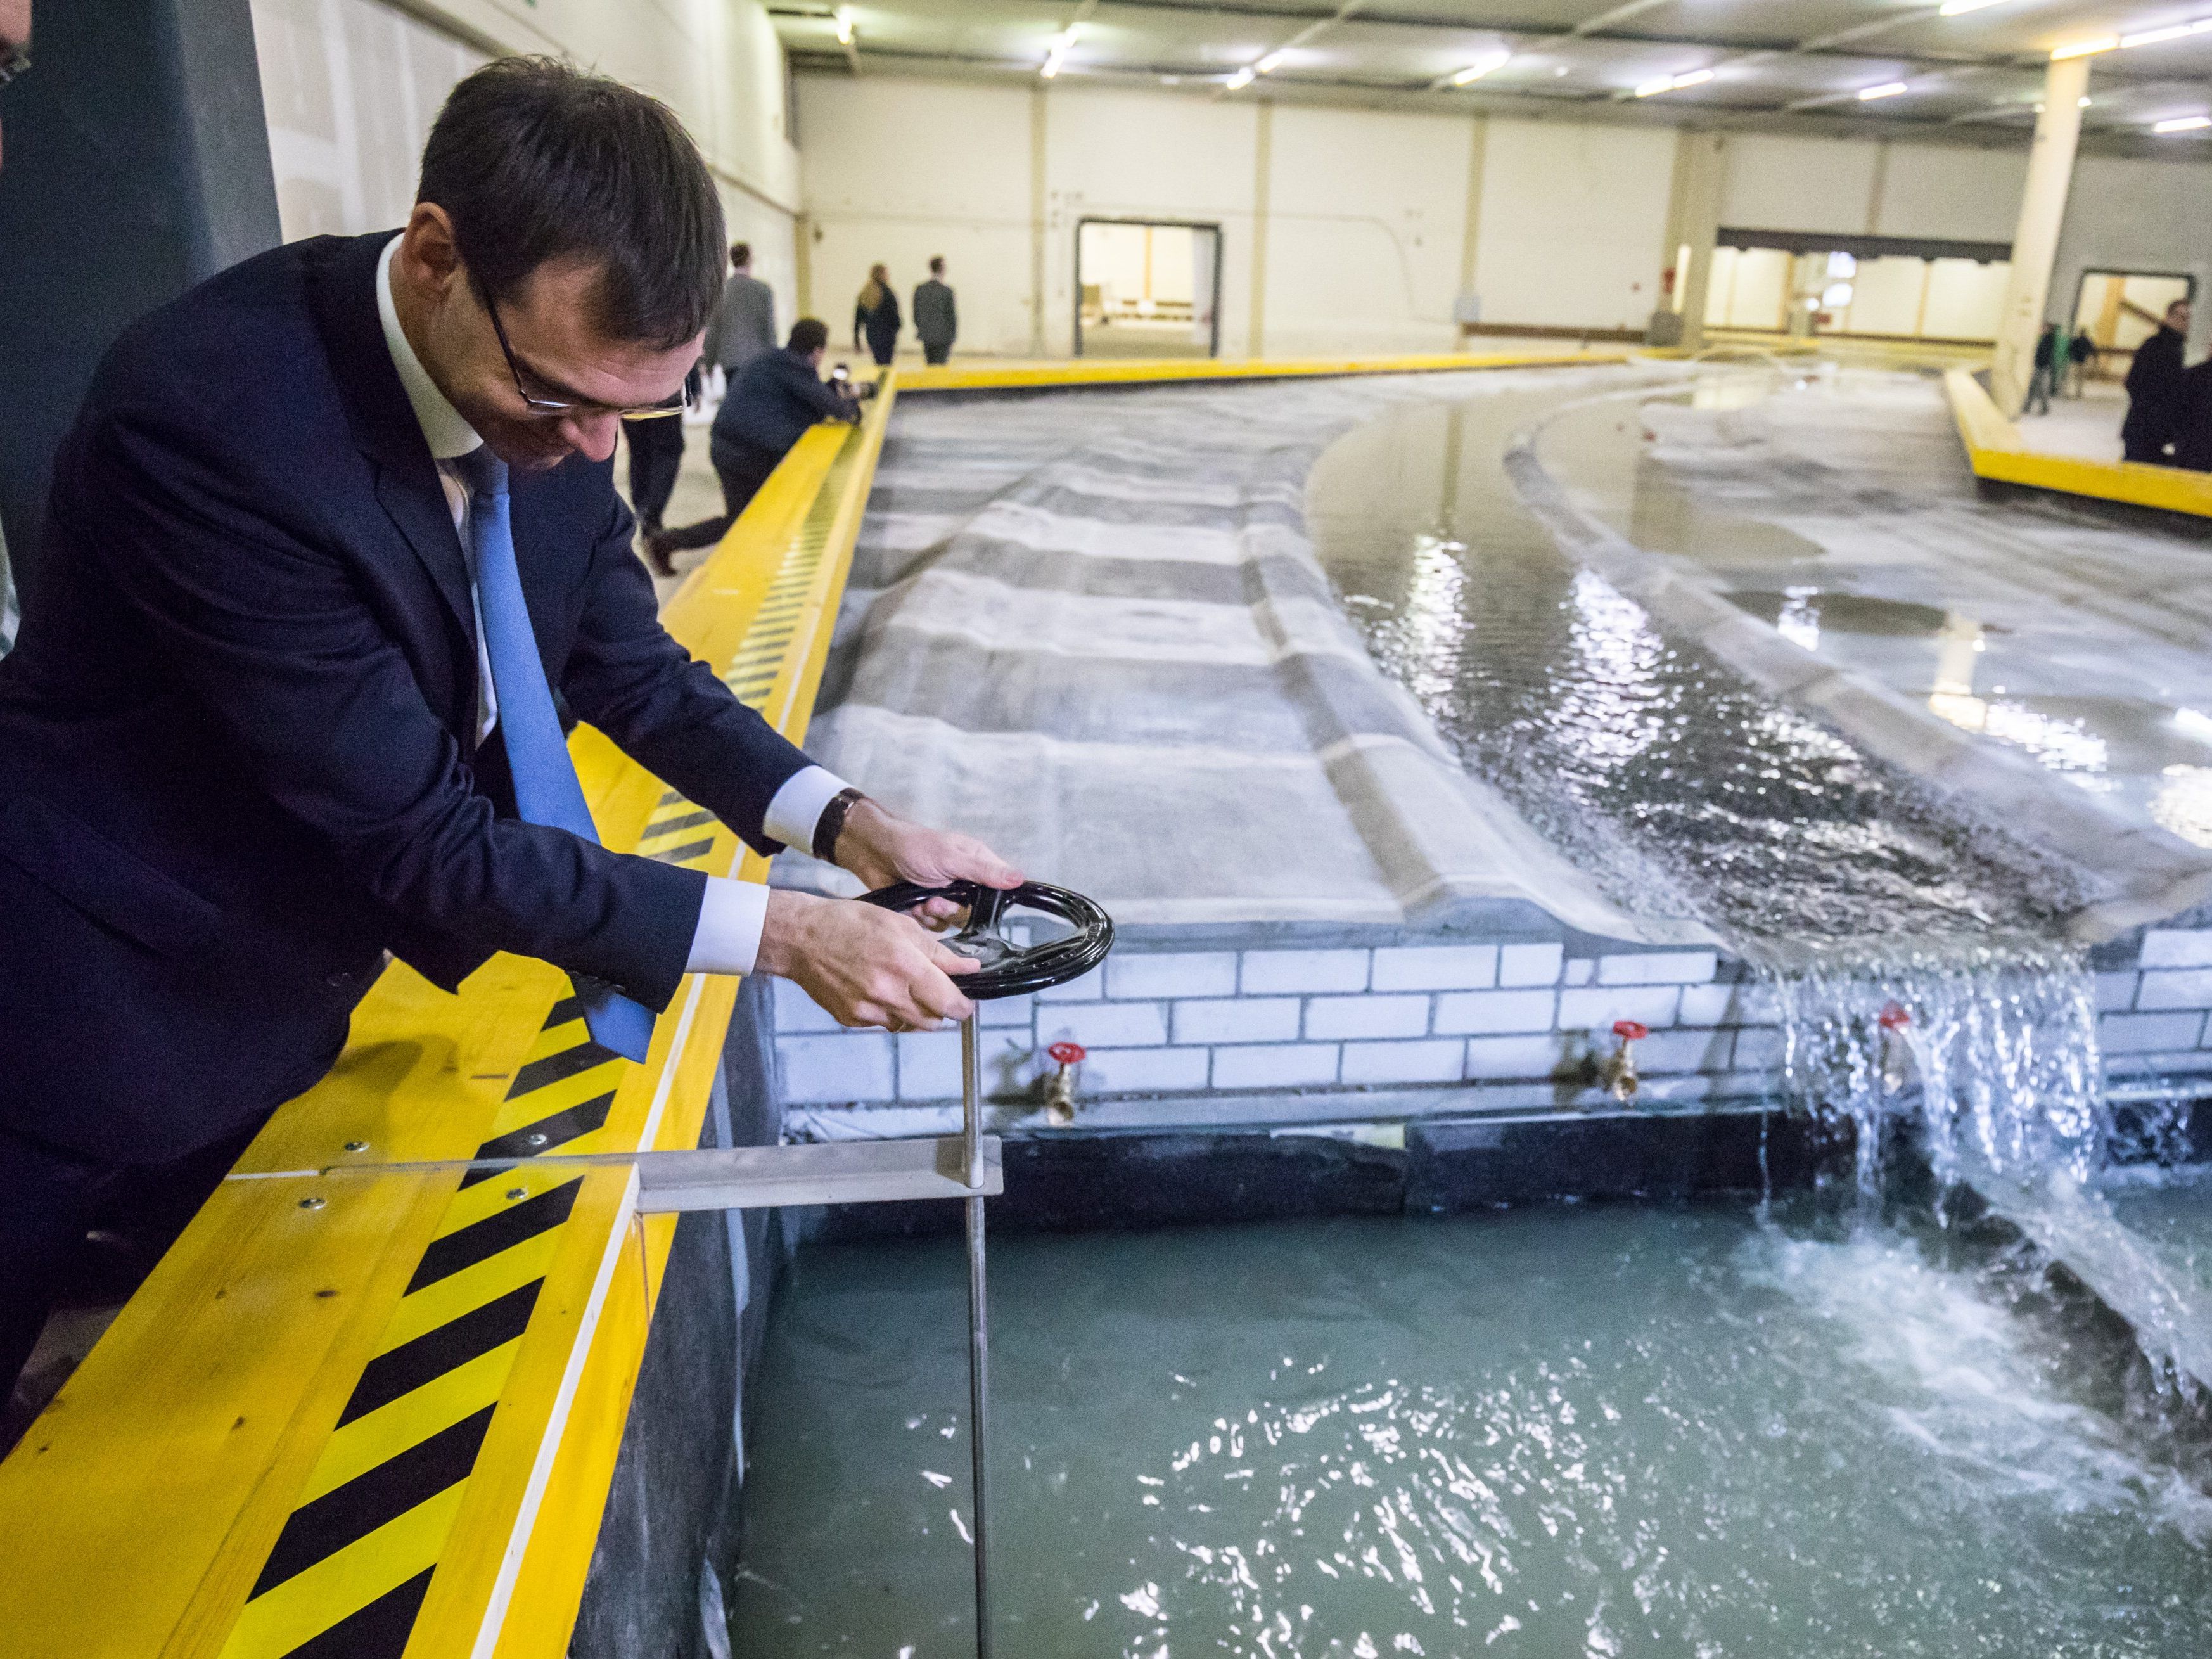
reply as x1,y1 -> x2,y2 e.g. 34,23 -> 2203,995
2024,323 -> 2059,416
2066,328 -> 2096,398
914,256 -> 957,366
703,241 -> 775,382
854,264 -> 900,366
2123,298 -> 2190,464
623,359 -> 695,549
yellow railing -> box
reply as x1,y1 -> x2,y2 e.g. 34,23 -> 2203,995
0,380 -> 896,1659
897,347 -> 1623,393
1943,366 -> 2212,518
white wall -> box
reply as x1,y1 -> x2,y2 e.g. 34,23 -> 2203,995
798,75 -> 1036,354
1044,87 -> 1261,356
1263,104 -> 1471,356
250,0 -> 802,323
1473,118 -> 1674,333
1722,135 -> 1883,234
2050,151 -> 2212,359
796,74 -> 1692,358
1878,144 -> 2026,243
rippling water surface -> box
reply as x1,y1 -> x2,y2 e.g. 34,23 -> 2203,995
730,1210 -> 2212,1658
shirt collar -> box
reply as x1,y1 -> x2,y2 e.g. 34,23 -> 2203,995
376,234 -> 483,461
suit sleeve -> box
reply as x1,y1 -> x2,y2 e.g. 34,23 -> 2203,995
556,480 -> 817,856
76,403 -> 708,1009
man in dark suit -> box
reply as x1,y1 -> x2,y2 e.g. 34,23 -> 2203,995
2123,297 -> 2190,464
0,58 -> 1017,1394
646,317 -> 859,569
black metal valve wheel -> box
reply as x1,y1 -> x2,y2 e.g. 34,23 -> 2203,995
858,879 -> 1115,1000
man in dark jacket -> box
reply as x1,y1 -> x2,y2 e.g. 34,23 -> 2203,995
2123,298 -> 2190,463
645,318 -> 857,568
0,60 -> 1014,1395
914,257 -> 957,366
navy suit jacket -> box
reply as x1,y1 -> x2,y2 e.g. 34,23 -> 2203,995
0,231 -> 812,1161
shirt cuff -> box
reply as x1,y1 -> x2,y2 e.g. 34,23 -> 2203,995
762,764 -> 854,855
684,875 -> 771,977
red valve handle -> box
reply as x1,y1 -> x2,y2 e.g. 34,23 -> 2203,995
1048,1041 -> 1087,1066
1878,1002 -> 1910,1030
1613,1020 -> 1648,1041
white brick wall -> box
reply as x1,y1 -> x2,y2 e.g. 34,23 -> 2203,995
1241,949 -> 1370,994
1372,945 -> 1498,992
767,935 -> 2212,1117
1214,1042 -> 1341,1089
1306,994 -> 1428,1041
1499,942 -> 1565,987
1435,989 -> 1556,1034
1172,997 -> 1301,1044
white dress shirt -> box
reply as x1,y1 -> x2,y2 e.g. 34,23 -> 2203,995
374,236 -> 848,977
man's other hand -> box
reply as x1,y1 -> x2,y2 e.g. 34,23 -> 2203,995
833,799 -> 1022,930
758,890 -> 978,1031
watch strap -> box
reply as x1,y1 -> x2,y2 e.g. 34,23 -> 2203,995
812,787 -> 868,863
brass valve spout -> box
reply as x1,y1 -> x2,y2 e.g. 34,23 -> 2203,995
1043,1041 -> 1085,1127
1601,1019 -> 1647,1101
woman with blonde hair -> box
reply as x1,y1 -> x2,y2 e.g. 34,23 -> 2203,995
853,262 -> 901,365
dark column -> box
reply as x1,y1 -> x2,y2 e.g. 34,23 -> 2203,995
0,0 -> 278,593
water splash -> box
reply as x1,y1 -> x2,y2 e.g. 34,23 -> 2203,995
1768,941 -> 2105,1194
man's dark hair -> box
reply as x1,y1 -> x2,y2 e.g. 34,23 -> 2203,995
418,57 -> 724,349
731,241 -> 751,267
930,256 -> 945,276
788,318 -> 829,354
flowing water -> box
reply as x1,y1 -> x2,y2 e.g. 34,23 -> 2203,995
727,371 -> 2212,1651
1308,373 -> 2120,1196
731,1210 -> 2212,1658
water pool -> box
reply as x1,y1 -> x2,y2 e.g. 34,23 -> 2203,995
729,1205 -> 2212,1657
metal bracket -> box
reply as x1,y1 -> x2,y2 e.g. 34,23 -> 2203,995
229,1134 -> 1002,1214
633,1135 -> 1002,1213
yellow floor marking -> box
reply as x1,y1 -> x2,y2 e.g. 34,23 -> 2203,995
297,1343 -> 523,1506
218,1485 -> 468,1659
371,1235 -> 562,1357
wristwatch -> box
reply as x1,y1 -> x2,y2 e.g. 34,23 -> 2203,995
812,786 -> 868,863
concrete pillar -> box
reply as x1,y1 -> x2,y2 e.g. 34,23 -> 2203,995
1990,55 -> 2088,415
1029,86 -> 1048,359
1248,100 -> 1274,359
0,0 -> 279,591
1660,131 -> 1725,350
1455,115 -> 1487,349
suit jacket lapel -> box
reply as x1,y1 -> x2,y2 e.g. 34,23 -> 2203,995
305,233 -> 478,657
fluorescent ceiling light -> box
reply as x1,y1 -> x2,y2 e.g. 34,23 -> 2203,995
1858,81 -> 1908,100
1257,49 -> 1288,73
1225,65 -> 1255,90
1635,67 -> 1713,97
1042,22 -> 1078,77
2155,114 -> 2212,132
1938,0 -> 2011,13
2052,36 -> 2118,58
2123,23 -> 2194,46
1452,50 -> 1511,86
834,6 -> 853,44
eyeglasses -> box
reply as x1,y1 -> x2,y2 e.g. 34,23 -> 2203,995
480,283 -> 689,422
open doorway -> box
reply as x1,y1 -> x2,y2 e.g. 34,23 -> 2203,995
1075,219 -> 1222,358
2071,269 -> 2195,381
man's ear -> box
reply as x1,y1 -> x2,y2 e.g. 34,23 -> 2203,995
397,202 -> 465,299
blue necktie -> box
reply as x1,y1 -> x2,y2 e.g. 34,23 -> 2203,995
457,445 -> 657,1063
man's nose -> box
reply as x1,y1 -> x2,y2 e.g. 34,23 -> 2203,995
562,411 -> 622,463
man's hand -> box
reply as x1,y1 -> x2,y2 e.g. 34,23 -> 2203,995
758,889 -> 978,1031
832,798 -> 1022,909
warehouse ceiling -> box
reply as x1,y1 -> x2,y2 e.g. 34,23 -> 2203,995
769,0 -> 2212,149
